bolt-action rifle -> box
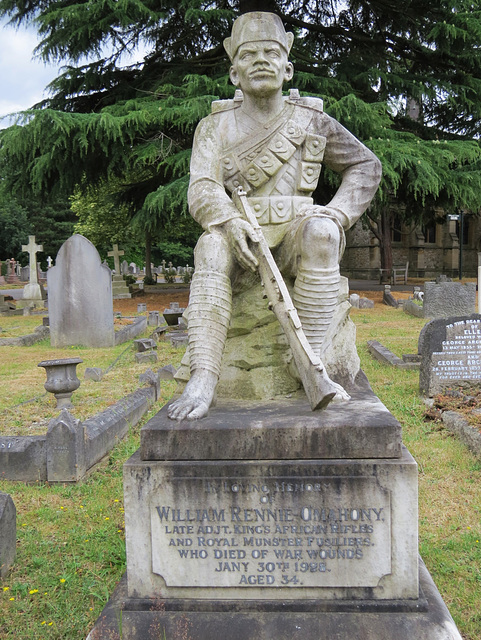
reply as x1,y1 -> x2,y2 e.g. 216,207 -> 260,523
232,186 -> 340,410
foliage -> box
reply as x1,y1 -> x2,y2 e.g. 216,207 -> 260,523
0,198 -> 30,261
155,240 -> 195,266
1,0 -> 481,265
70,180 -> 142,259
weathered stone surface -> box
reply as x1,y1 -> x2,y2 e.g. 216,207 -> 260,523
48,234 -> 115,347
135,351 -> 158,364
115,316 -> 147,345
134,338 -> 157,352
0,436 -> 47,481
423,281 -> 476,319
0,493 -> 16,578
148,311 -> 160,326
442,411 -> 481,459
358,297 -> 374,309
383,286 -> 398,308
138,369 -> 161,399
84,367 -> 103,381
349,293 -> 360,308
46,410 -> 86,482
112,274 -> 132,299
419,315 -> 481,396
141,391 -> 401,461
86,560 -> 463,640
0,387 -> 157,483
403,299 -> 424,318
175,277 -> 361,401
83,387 -> 157,472
124,448 -> 418,601
158,364 -> 177,380
0,325 -> 49,347
367,340 -> 420,370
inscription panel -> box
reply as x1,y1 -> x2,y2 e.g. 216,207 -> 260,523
431,319 -> 481,387
150,476 -> 391,588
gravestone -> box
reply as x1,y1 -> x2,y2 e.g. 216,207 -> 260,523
108,245 -> 131,298
48,234 -> 114,347
0,492 -> 16,578
383,284 -> 398,308
148,311 -> 160,326
419,314 -> 481,397
18,235 -> 47,309
121,260 -> 129,276
163,301 -> 185,326
423,281 -> 476,319
47,256 -> 53,269
6,258 -> 20,284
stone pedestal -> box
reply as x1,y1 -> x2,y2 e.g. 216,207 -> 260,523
112,274 -> 131,299
88,394 -> 462,639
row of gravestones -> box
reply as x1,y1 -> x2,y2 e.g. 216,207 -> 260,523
118,261 -> 193,277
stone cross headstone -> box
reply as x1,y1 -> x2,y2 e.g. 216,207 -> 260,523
6,258 -> 19,284
21,236 -> 43,285
47,256 -> 53,269
47,234 -> 114,347
419,314 -> 481,396
108,244 -> 125,274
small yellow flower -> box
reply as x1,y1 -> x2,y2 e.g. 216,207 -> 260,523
114,499 -> 119,503
467,526 -> 471,529
80,505 -> 84,509
9,597 -> 14,601
22,524 -> 27,527
41,621 -> 46,625
60,579 -> 66,584
29,589 -> 39,594
105,517 -> 110,521
3,587 -> 9,592
48,622 -> 53,626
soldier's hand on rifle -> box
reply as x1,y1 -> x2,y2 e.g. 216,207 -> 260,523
224,218 -> 260,272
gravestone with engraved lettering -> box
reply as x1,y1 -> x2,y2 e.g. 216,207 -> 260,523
48,234 -> 114,347
419,315 -> 481,397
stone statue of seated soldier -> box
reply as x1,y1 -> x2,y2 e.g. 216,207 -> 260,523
168,11 -> 381,421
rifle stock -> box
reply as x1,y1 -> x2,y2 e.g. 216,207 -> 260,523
232,187 -> 338,410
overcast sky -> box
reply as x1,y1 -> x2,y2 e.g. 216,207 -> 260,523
0,17 -> 62,126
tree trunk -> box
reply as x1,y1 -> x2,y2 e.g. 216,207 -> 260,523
379,207 -> 393,272
145,231 -> 152,279
368,206 -> 393,276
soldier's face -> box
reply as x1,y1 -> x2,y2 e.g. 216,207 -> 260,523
230,41 -> 293,96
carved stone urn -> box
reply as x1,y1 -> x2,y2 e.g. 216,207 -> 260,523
38,358 -> 83,409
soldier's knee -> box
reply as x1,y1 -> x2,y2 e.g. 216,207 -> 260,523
300,217 -> 340,264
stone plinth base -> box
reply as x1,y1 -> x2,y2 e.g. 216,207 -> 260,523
140,391 -> 402,461
123,450 -> 418,601
112,274 -> 132,299
86,560 -> 462,640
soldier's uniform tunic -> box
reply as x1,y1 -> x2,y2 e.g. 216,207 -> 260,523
185,89 -> 382,379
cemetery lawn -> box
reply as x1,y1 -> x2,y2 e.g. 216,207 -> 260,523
0,302 -> 479,639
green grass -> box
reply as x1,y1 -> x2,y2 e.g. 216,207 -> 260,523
0,305 -> 480,639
